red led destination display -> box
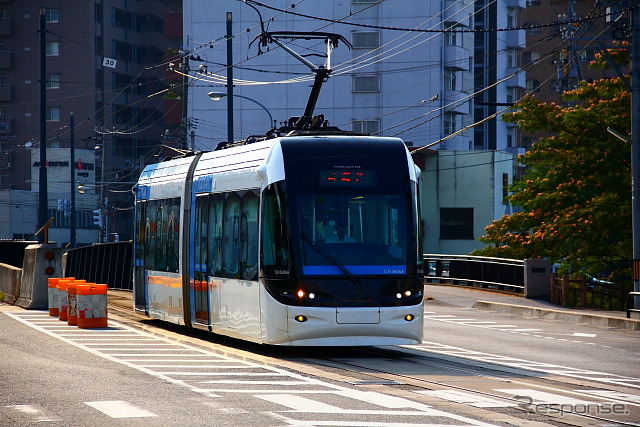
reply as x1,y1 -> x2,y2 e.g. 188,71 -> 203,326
320,169 -> 377,187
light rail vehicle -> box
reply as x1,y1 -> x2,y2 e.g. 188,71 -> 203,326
133,133 -> 424,346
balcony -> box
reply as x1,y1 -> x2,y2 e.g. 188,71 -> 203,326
505,68 -> 526,89
443,45 -> 470,71
505,30 -> 525,49
0,51 -> 11,68
443,1 -> 471,26
507,0 -> 527,8
0,84 -> 11,102
0,18 -> 10,36
444,90 -> 470,114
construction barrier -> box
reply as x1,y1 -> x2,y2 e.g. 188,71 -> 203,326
47,278 -> 60,317
57,279 -> 69,321
66,280 -> 86,326
77,283 -> 108,328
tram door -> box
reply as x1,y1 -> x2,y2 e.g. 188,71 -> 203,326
194,195 -> 210,325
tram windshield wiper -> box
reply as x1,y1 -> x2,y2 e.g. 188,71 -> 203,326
300,234 -> 360,287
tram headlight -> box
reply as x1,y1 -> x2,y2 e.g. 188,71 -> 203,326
404,314 -> 415,322
297,290 -> 305,298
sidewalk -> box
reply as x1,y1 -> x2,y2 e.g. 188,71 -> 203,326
424,284 -> 640,331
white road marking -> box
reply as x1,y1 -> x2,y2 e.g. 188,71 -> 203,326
417,390 -> 514,408
409,342 -> 640,389
577,390 -> 640,403
3,405 -> 62,422
494,389 -> 595,406
85,400 -> 157,418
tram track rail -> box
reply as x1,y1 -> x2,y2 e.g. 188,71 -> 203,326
105,293 -> 638,426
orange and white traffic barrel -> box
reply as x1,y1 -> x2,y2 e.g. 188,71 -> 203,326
57,279 -> 70,322
66,280 -> 86,326
47,278 -> 60,317
77,283 -> 108,328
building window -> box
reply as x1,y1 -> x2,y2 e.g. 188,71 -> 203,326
502,173 -> 509,201
440,208 -> 474,240
506,49 -> 519,68
352,119 -> 380,135
352,31 -> 380,49
46,8 -> 59,23
352,75 -> 380,92
507,8 -> 519,29
47,74 -> 60,89
522,51 -> 540,65
443,112 -> 456,135
46,41 -> 59,56
526,79 -> 540,93
47,107 -> 60,121
444,23 -> 458,46
444,68 -> 456,91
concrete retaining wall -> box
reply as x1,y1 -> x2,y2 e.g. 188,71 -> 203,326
0,262 -> 22,304
15,244 -> 64,309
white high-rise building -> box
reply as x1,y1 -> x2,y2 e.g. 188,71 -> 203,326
183,0 -> 527,254
184,0 -> 497,151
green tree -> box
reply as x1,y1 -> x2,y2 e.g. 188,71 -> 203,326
473,52 -> 631,284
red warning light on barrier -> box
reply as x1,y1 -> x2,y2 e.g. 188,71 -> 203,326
44,251 -> 55,261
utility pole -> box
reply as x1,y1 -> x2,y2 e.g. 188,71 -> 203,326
226,12 -> 234,144
631,3 -> 640,307
38,7 -> 48,242
69,112 -> 76,248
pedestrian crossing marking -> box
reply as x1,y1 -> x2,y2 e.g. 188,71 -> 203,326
85,400 -> 157,418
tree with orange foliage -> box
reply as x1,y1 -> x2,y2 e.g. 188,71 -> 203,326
473,49 -> 631,284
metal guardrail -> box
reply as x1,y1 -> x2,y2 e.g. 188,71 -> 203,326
64,241 -> 133,290
627,292 -> 640,319
424,254 -> 525,294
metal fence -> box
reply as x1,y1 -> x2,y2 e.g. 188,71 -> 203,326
424,254 -> 525,294
64,241 -> 133,290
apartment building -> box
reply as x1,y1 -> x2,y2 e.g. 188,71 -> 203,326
0,0 -> 182,243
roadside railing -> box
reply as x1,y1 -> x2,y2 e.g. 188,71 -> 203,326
64,241 -> 133,290
550,274 -> 630,311
423,254 -> 551,299
424,254 -> 525,294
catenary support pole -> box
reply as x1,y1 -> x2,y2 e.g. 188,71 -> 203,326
632,4 -> 640,308
226,12 -> 234,144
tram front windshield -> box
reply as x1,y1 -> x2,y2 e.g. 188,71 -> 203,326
296,192 -> 410,275
262,165 -> 416,277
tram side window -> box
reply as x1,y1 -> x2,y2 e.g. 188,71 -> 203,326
204,190 -> 259,280
195,195 -> 209,280
140,198 -> 181,272
208,195 -> 224,277
240,192 -> 259,280
261,183 -> 290,269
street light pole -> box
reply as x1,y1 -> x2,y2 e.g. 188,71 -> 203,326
38,7 -> 48,242
69,111 -> 76,248
207,92 -> 274,129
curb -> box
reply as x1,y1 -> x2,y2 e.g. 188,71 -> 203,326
471,300 -> 640,331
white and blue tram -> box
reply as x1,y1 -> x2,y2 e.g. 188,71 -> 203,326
133,135 -> 424,345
